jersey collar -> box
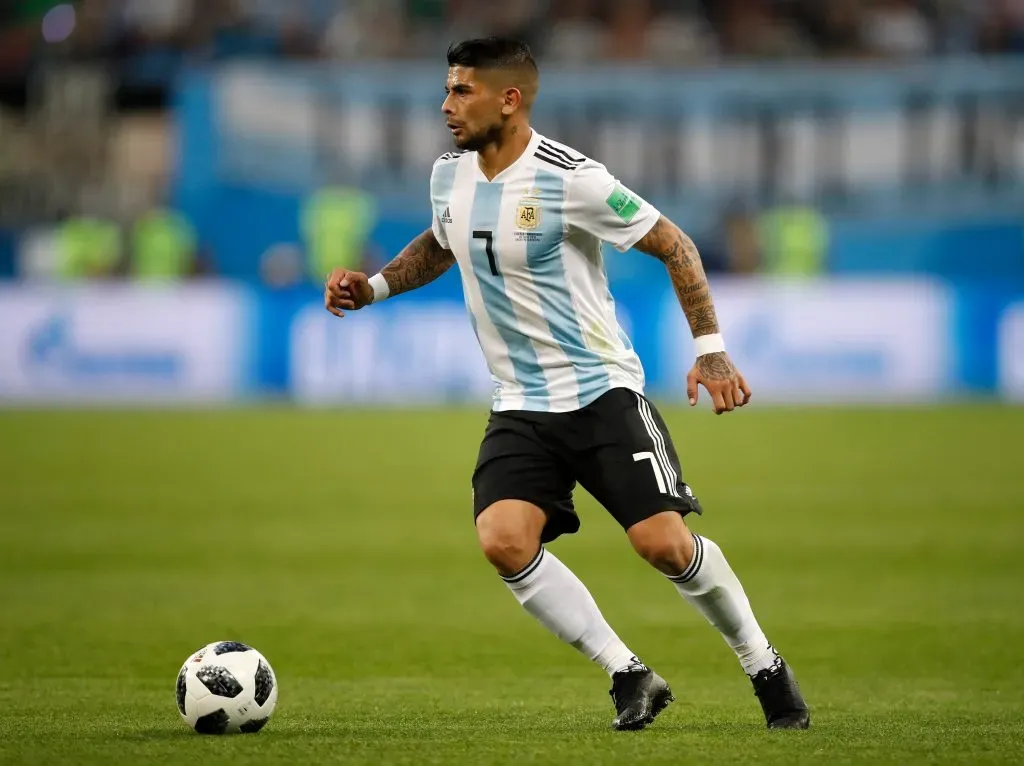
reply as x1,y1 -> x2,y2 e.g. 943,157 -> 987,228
474,129 -> 542,184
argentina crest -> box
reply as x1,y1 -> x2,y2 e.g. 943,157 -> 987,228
516,190 -> 542,231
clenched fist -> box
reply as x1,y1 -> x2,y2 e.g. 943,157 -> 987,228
324,268 -> 373,318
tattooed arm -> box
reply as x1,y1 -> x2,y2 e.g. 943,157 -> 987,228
325,229 -> 454,316
633,216 -> 751,413
634,216 -> 720,339
379,228 -> 456,299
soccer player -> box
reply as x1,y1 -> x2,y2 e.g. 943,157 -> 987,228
324,37 -> 809,732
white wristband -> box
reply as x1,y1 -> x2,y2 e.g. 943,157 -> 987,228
694,332 -> 725,357
368,273 -> 390,304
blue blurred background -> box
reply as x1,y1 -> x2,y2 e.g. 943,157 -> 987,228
0,0 -> 1022,405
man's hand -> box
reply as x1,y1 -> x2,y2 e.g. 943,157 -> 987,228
686,351 -> 752,414
324,268 -> 373,318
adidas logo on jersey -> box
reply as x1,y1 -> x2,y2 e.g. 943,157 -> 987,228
440,206 -> 453,224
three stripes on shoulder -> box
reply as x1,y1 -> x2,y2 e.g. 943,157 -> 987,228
534,140 -> 585,171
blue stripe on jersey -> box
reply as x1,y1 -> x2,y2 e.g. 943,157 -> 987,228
527,169 -> 611,404
464,310 -> 500,391
470,182 -> 549,409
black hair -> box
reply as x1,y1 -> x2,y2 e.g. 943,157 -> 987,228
446,37 -> 538,72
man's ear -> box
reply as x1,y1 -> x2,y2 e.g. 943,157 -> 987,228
501,87 -> 523,116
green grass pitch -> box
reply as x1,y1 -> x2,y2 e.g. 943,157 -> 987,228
1,404 -> 1022,764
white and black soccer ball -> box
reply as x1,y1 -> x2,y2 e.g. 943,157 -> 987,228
175,641 -> 278,734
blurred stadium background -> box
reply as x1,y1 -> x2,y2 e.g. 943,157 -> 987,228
0,0 -> 1022,404
1,2 -> 1023,764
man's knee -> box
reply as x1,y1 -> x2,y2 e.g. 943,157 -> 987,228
627,511 -> 695,576
476,500 -> 547,577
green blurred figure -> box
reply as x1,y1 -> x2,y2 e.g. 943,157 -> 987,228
56,216 -> 120,280
302,186 -> 377,282
757,204 -> 829,277
130,208 -> 197,281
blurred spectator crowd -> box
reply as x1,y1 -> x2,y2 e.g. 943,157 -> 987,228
1,0 -> 1023,77
1,0 -> 1022,284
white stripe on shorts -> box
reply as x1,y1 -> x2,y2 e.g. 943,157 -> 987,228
634,393 -> 680,498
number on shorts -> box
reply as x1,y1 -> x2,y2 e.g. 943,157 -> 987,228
632,451 -> 667,494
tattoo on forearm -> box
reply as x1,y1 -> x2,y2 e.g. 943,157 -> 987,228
634,216 -> 743,391
381,229 -> 455,297
689,306 -> 718,335
635,216 -> 720,339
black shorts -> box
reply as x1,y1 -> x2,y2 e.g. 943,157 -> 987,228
472,387 -> 703,543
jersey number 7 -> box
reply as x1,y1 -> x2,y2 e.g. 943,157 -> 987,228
472,230 -> 500,277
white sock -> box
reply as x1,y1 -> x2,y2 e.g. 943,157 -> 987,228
668,533 -> 780,677
502,548 -> 639,676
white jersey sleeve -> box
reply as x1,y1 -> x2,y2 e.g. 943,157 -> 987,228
563,160 -> 661,252
430,153 -> 461,249
429,169 -> 450,249
431,210 -> 449,249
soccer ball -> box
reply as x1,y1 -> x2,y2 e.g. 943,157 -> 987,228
175,641 -> 278,734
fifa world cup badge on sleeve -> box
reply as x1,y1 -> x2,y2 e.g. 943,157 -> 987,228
606,185 -> 641,223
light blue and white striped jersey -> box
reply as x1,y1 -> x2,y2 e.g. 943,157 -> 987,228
430,130 -> 660,413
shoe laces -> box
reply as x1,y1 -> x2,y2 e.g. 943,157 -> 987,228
749,646 -> 784,685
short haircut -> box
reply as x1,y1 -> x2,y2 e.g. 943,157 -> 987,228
446,37 -> 538,74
